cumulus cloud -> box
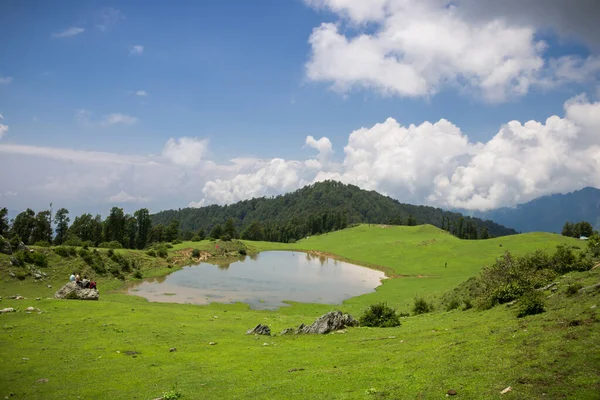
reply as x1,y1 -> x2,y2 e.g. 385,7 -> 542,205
1,96 -> 599,212
0,124 -> 8,139
102,113 -> 138,126
130,45 -> 144,55
162,137 -> 209,167
135,90 -> 148,96
305,0 -> 600,101
52,27 -> 85,38
108,191 -> 150,203
76,110 -> 138,127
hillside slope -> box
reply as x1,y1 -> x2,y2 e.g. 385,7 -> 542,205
152,180 -> 516,238
471,187 -> 600,233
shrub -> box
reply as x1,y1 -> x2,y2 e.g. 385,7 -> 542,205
191,235 -> 202,242
107,248 -> 114,257
82,240 -> 94,249
133,270 -> 143,279
238,248 -> 247,256
162,388 -> 183,400
360,303 -> 401,327
552,245 -> 576,273
463,299 -> 473,311
63,237 -> 82,247
98,241 -> 123,249
517,291 -> 545,318
146,249 -> 157,257
33,240 -> 51,247
566,283 -> 583,297
446,298 -> 461,312
9,235 -> 22,250
412,296 -> 433,315
221,234 -> 232,242
165,243 -> 173,249
30,252 -> 48,268
172,239 -> 182,245
288,239 -> 297,244
15,270 -> 29,280
54,246 -> 77,257
154,244 -> 168,258
191,249 -> 201,258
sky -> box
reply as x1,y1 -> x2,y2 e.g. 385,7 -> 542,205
1,0 -> 599,217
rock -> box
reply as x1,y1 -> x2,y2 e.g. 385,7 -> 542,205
33,273 -> 43,280
500,386 -> 512,394
246,324 -> 271,336
209,342 -> 217,346
447,389 -> 457,396
26,307 -> 35,312
47,284 -> 52,288
296,311 -> 358,334
0,235 -> 12,255
169,348 -> 177,352
0,308 -> 15,314
16,242 -> 29,252
9,257 -> 20,266
54,282 -> 99,301
280,328 -> 295,335
9,272 -> 15,278
36,298 -> 40,301
537,282 -> 557,291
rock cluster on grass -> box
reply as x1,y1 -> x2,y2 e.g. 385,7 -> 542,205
246,324 -> 271,335
249,311 -> 358,336
54,282 -> 99,300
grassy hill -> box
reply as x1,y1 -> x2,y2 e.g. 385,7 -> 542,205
152,180 -> 517,239
1,225 -> 598,399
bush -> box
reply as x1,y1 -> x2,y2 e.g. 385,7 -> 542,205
133,270 -> 143,279
15,270 -> 29,280
30,252 -> 48,268
359,303 -> 401,327
191,249 -> 201,258
98,241 -> 123,249
566,283 -> 583,297
107,248 -> 114,257
82,240 -> 94,249
288,239 -> 297,244
445,298 -> 461,312
33,240 -> 51,247
412,296 -> 433,315
463,299 -> 473,311
517,291 -> 545,318
172,239 -> 182,245
146,249 -> 157,257
221,234 -> 232,242
9,235 -> 22,250
191,235 -> 202,242
63,237 -> 82,247
154,244 -> 168,258
54,246 -> 77,257
238,248 -> 247,256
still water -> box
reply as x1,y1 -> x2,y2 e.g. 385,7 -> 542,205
127,251 -> 385,310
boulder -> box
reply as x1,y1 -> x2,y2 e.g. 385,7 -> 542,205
296,311 -> 358,334
54,282 -> 99,300
0,235 -> 12,255
1,307 -> 16,314
16,241 -> 29,252
10,257 -> 20,266
246,324 -> 271,336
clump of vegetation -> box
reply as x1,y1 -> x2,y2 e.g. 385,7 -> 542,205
154,244 -> 168,258
359,302 -> 401,327
15,270 -> 29,280
30,251 -> 48,268
566,283 -> 583,297
517,291 -> 545,318
54,246 -> 77,258
146,249 -> 157,257
162,387 -> 183,400
445,298 -> 461,312
462,299 -> 473,310
191,249 -> 201,258
238,248 -> 247,256
133,270 -> 143,279
412,296 -> 433,315
33,240 -> 51,247
98,241 -> 123,249
9,235 -> 22,250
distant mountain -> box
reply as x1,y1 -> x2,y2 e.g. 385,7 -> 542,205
470,187 -> 600,234
151,181 -> 516,239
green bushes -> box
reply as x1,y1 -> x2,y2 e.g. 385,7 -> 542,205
146,249 -> 157,257
517,291 -> 545,318
191,249 -> 201,258
33,240 -> 51,247
238,248 -> 247,256
30,252 -> 48,268
98,241 -> 123,249
15,270 -> 29,280
54,246 -> 77,257
133,270 -> 143,279
445,298 -> 461,311
359,303 -> 401,327
566,283 -> 583,296
412,296 -> 433,315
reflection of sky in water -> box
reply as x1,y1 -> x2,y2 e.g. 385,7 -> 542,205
127,251 -> 385,310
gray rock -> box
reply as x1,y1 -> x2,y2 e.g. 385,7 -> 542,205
296,311 -> 358,334
33,273 -> 43,280
9,271 -> 16,278
246,324 -> 271,336
54,282 -> 99,300
279,328 -> 295,335
16,242 -> 29,252
0,307 -> 15,313
9,257 -> 20,266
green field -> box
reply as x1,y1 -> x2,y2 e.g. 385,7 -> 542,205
1,225 -> 598,399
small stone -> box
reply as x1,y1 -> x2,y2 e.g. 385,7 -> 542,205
263,343 -> 269,346
22,357 -> 30,360
447,389 -> 457,396
169,347 -> 177,352
116,351 -> 120,354
36,298 -> 41,301
47,284 -> 52,288
591,305 -> 597,309
0,308 -> 15,313
209,342 -> 217,346
26,307 -> 35,312
501,386 -> 512,394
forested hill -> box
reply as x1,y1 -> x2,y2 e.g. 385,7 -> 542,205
151,181 -> 516,240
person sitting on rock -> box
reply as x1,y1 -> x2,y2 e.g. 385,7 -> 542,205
69,272 -> 76,282
82,276 -> 90,289
89,281 -> 97,290
75,274 -> 82,288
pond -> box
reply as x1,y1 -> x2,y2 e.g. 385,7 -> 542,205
127,251 -> 385,310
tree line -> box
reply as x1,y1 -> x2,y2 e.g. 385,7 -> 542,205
561,220 -> 595,238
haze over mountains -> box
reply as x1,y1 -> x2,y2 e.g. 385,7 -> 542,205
467,187 -> 600,234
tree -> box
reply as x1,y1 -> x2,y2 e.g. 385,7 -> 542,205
54,208 -> 70,245
124,215 -> 137,249
134,208 -> 152,249
575,221 -> 594,238
0,207 -> 9,236
12,208 -> 36,244
480,226 -> 489,240
210,224 -> 223,240
223,218 -> 237,239
407,215 -> 417,226
196,228 -> 206,241
31,210 -> 52,244
164,220 -> 180,242
104,207 -> 126,245
150,224 -> 164,243
241,221 -> 264,241
588,233 -> 600,257
561,221 -> 574,237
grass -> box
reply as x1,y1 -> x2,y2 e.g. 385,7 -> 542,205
0,225 -> 598,399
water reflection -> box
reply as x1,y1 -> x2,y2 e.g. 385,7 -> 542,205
127,251 -> 385,310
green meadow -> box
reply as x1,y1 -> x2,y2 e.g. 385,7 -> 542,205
1,225 -> 599,399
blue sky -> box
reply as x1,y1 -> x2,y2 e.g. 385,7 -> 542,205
1,0 -> 599,216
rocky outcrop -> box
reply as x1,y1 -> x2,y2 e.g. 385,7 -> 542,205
54,282 -> 99,300
246,324 -> 271,335
275,311 -> 358,336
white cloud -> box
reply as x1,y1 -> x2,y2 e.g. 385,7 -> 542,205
0,124 -> 8,139
102,113 -> 138,126
0,76 -> 12,84
96,7 -> 124,32
108,191 -> 150,203
135,90 -> 148,96
0,113 -> 4,119
52,27 -> 85,38
130,45 -> 144,55
162,137 -> 209,167
305,0 -> 599,102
